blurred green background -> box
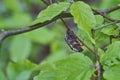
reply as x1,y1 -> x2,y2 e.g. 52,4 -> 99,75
0,0 -> 120,80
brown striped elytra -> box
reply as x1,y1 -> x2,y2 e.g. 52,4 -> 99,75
65,29 -> 83,52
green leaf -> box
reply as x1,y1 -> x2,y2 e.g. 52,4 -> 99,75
70,1 -> 96,43
95,15 -> 104,26
103,64 -> 120,80
100,41 -> 120,67
10,34 -> 32,62
101,25 -> 119,36
34,53 -> 95,80
7,60 -> 37,80
32,2 -> 70,25
27,27 -> 55,44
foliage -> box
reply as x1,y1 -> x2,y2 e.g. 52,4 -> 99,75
0,0 -> 120,80
34,53 -> 95,80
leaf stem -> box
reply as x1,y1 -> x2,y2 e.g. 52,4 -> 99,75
92,22 -> 101,80
60,18 -> 70,30
96,61 -> 101,80
77,36 -> 98,56
103,4 -> 120,14
92,8 -> 115,22
93,20 -> 120,31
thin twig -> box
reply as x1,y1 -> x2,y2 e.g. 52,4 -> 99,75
60,18 -> 69,30
103,4 -> 120,14
92,28 -> 101,80
77,36 -> 98,56
92,30 -> 96,52
93,20 -> 120,31
92,29 -> 100,80
91,29 -> 98,58
96,61 -> 101,80
92,8 -> 116,22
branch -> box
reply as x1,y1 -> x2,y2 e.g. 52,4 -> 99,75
102,4 -> 120,14
76,35 -> 98,56
96,61 -> 101,80
92,27 -> 101,80
0,13 -> 72,46
92,8 -> 115,22
92,4 -> 120,22
93,20 -> 120,31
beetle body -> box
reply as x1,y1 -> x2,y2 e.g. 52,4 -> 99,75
65,29 -> 83,52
